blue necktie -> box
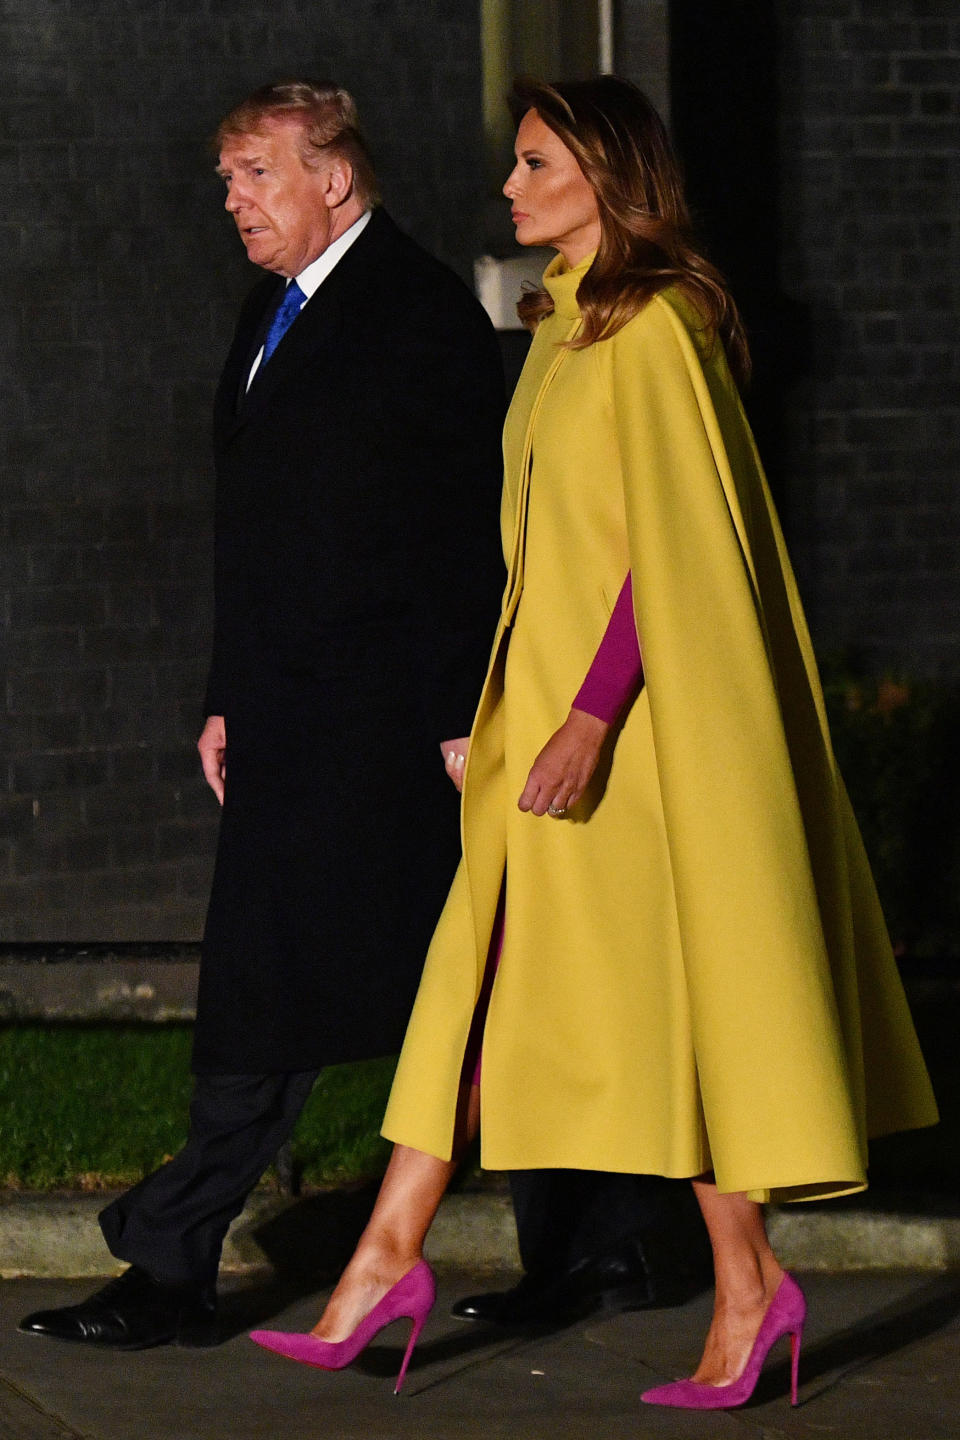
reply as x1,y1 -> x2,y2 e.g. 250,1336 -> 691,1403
261,280 -> 306,365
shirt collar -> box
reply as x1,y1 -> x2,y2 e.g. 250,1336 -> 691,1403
245,210 -> 374,393
294,209 -> 373,299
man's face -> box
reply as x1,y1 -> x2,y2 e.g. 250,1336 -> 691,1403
218,120 -> 336,277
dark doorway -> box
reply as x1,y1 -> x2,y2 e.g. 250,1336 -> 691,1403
669,2 -> 808,514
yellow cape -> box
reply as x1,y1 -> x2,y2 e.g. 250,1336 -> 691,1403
383,254 -> 937,1202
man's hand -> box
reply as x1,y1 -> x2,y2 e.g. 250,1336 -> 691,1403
439,738 -> 470,793
518,709 -> 609,817
198,715 -> 227,805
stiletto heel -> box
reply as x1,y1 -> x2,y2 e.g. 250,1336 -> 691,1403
250,1259 -> 436,1394
394,1312 -> 426,1395
641,1272 -> 806,1411
790,1324 -> 803,1406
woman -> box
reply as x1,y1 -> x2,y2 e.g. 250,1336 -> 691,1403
250,77 -> 937,1408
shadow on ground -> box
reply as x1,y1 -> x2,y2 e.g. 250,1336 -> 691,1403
748,1273 -> 960,1408
217,1184 -> 379,1338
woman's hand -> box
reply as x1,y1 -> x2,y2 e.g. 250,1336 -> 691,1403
518,708 -> 609,817
440,738 -> 470,793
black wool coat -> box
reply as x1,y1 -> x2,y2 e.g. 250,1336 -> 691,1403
193,208 -> 506,1073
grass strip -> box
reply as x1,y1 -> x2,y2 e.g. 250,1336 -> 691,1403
0,1024 -> 393,1191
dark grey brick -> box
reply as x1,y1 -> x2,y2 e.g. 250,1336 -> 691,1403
155,747 -> 203,785
897,118 -> 960,148
843,22 -> 917,50
845,87 -> 915,118
919,91 -> 957,116
178,856 -> 217,900
84,784 -> 178,828
81,625 -> 167,663
81,706 -> 166,747
12,825 -> 113,875
110,825 -> 161,866
919,21 -> 952,46
81,865 -> 183,909
80,544 -> 156,584
0,877 -> 86,924
0,797 -> 38,842
157,819 -> 219,864
105,587 -> 154,627
3,713 -> 84,753
10,584 -> 106,629
110,748 -> 159,786
6,628 -> 85,669
7,669 -> 109,715
9,506 -> 58,544
899,55 -> 960,86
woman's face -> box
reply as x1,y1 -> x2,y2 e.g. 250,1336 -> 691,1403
503,109 -> 601,266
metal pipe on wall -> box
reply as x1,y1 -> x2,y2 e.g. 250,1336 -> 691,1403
599,0 -> 615,72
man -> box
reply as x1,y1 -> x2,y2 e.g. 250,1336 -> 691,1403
20,80 -> 505,1349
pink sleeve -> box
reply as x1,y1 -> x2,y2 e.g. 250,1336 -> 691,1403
572,572 -> 643,724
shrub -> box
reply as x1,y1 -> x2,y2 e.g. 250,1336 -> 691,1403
821,660 -> 960,960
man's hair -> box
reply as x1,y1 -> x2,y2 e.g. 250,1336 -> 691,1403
215,80 -> 380,207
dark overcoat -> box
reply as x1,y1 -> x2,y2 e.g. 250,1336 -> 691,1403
193,208 -> 505,1073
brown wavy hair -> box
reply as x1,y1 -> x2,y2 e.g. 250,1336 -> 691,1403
511,76 -> 750,388
215,80 -> 380,209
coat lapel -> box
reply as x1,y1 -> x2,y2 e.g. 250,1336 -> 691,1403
213,274 -> 280,445
232,276 -> 345,430
215,209 -> 398,448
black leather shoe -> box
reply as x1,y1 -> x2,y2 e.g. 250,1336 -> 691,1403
19,1266 -> 219,1349
452,1236 -> 669,1326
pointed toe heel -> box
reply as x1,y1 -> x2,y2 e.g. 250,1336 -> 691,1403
250,1258 -> 435,1394
641,1272 -> 806,1411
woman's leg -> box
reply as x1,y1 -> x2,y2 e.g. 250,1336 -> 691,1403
313,890 -> 503,1340
312,1083 -> 481,1341
689,1178 -> 785,1386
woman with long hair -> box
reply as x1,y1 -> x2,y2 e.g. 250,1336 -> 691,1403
250,76 -> 936,1409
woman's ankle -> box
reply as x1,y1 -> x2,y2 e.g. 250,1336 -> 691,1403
713,1253 -> 782,1314
352,1230 -> 422,1279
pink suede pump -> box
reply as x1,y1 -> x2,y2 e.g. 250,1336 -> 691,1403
250,1258 -> 436,1395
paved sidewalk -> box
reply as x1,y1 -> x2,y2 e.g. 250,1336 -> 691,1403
1,1268 -> 958,1440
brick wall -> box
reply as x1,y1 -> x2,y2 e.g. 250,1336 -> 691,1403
0,0 -> 484,941
774,0 -> 960,672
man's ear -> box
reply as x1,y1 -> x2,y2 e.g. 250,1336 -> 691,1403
323,157 -> 354,208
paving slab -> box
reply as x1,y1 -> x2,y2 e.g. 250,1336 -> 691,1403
0,1270 -> 958,1440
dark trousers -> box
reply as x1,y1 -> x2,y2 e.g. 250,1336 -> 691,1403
509,1169 -> 701,1278
99,1070 -> 319,1291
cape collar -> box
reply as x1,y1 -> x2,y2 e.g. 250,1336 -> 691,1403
541,250 -> 596,319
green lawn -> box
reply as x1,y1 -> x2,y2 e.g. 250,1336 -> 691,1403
0,1024 -> 393,1190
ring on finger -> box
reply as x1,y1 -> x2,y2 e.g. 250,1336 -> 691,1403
547,803 -> 567,817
